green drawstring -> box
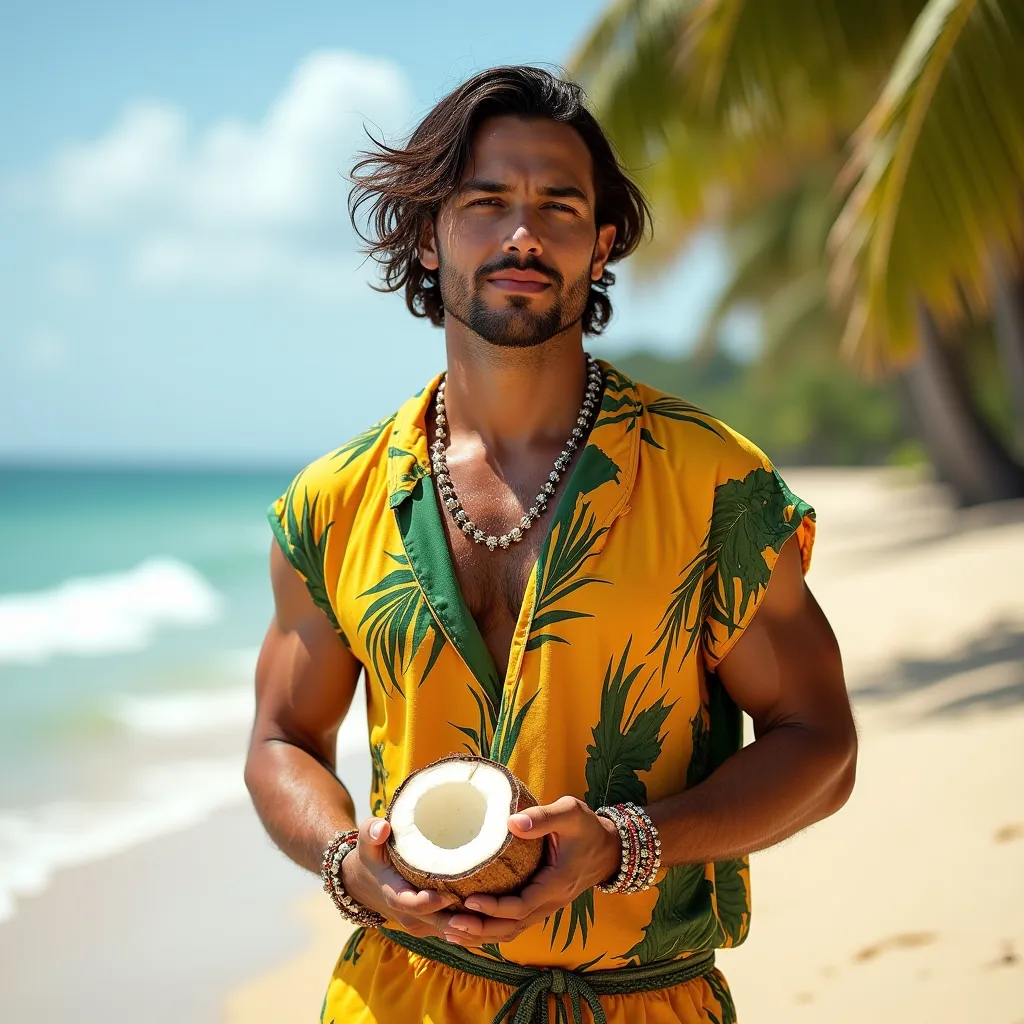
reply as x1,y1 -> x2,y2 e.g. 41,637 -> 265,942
379,927 -> 715,1024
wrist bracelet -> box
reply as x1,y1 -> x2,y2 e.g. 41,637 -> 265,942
595,802 -> 662,894
320,829 -> 386,928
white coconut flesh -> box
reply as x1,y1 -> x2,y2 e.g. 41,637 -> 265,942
389,759 -> 514,876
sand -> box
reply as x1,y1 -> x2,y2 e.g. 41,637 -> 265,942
223,468 -> 1024,1022
2,468 -> 1021,1022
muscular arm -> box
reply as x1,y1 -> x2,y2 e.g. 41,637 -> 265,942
244,541 -> 364,875
648,534 -> 858,865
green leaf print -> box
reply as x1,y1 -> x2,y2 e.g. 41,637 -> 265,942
649,466 -> 812,677
593,367 -> 724,450
686,704 -> 712,790
547,641 -> 676,953
712,859 -> 749,945
633,706 -> 749,963
622,863 -> 719,964
370,740 -> 390,812
478,943 -> 508,961
449,671 -> 503,758
593,389 -> 642,431
330,414 -> 397,470
388,446 -> 430,486
272,475 -> 348,643
489,680 -> 540,766
526,446 -> 620,652
645,396 -> 726,440
706,970 -> 737,1024
340,926 -> 366,965
357,552 -> 445,698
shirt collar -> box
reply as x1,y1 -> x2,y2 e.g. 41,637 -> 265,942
386,358 -> 640,521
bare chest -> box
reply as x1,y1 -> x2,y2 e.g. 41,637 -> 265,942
432,441 -> 560,679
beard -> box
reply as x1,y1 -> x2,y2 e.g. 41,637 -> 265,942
437,248 -> 592,349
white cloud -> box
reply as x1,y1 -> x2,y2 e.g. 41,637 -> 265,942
35,51 -> 413,299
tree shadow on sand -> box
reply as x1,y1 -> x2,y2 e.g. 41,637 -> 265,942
852,622 -> 1024,717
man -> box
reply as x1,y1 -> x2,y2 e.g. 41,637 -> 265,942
245,66 -> 857,1024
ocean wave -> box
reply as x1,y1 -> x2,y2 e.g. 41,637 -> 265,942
0,558 -> 223,665
0,757 -> 246,924
109,686 -> 255,738
106,648 -> 370,746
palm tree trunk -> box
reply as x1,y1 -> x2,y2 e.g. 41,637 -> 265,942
899,306 -> 1024,505
990,262 -> 1024,451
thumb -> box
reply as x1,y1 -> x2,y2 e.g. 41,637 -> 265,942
358,816 -> 391,860
508,796 -> 583,839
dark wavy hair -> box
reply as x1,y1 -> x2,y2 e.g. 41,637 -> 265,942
348,65 -> 650,335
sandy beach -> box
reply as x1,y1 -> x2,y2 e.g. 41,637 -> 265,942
1,468 -> 1022,1022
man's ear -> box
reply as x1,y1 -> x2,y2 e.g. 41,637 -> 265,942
591,223 -> 617,281
419,217 -> 439,272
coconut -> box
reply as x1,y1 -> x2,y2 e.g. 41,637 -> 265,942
385,754 -> 543,906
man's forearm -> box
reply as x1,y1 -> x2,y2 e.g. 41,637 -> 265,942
244,737 -> 359,876
649,724 -> 856,866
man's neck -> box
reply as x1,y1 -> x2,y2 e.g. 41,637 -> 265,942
440,327 -> 590,457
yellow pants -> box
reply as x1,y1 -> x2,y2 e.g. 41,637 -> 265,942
321,928 -> 736,1023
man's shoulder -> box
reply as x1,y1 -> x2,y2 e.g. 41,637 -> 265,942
629,376 -> 767,470
289,410 -> 400,496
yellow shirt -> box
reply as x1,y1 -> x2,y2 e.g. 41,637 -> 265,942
268,358 -> 815,973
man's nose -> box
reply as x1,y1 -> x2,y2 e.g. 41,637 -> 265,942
503,222 -> 543,258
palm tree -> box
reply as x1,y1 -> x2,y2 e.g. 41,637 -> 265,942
571,0 -> 1024,503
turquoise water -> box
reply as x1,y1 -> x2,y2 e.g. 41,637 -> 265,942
0,465 -> 297,920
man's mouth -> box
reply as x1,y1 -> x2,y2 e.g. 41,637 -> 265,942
486,270 -> 553,294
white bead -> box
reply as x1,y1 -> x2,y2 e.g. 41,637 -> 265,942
510,528 -> 522,542
486,536 -> 498,550
499,535 -> 510,548
473,529 -> 485,542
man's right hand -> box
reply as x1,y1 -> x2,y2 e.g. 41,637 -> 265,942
342,817 -> 463,939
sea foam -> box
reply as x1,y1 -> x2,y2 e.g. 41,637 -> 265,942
0,757 -> 246,924
0,558 -> 223,664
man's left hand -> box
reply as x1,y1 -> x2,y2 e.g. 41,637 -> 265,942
444,795 -> 621,945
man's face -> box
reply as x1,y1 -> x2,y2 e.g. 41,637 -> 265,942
419,116 -> 617,348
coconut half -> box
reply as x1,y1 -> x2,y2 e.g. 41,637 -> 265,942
385,754 -> 542,905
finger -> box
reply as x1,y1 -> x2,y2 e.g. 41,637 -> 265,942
461,865 -> 563,919
445,904 -> 554,944
387,886 -> 460,914
508,795 -> 585,839
379,870 -> 422,907
357,816 -> 391,867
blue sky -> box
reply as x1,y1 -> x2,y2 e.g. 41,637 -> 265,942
1,0 -> 732,465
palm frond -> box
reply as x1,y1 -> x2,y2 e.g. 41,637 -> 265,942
830,0 -> 1024,365
330,413 -> 396,470
687,0 -> 926,131
356,556 -> 445,698
548,641 -> 676,953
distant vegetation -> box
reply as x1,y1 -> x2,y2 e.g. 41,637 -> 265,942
609,346 -> 913,467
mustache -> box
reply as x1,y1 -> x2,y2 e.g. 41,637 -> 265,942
474,253 -> 564,288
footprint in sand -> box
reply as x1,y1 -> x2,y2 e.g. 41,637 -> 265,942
853,931 -> 938,963
994,823 -> 1024,843
984,940 -> 1020,969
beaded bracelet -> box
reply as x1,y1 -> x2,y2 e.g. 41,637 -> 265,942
594,802 -> 662,894
320,829 -> 386,927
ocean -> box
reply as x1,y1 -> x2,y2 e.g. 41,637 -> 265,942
0,465 -> 371,924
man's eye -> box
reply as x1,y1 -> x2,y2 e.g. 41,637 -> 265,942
547,204 -> 579,215
468,198 -> 502,207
